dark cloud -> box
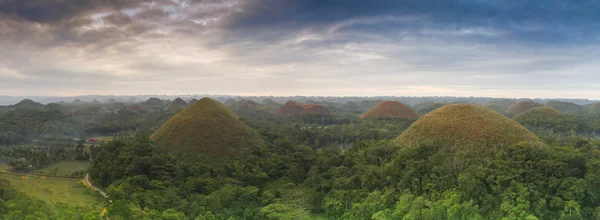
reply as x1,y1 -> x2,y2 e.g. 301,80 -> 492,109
0,0 -> 150,23
223,0 -> 600,44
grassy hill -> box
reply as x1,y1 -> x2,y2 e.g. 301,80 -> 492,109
486,99 -> 516,110
484,103 -> 506,113
11,99 -> 45,110
141,97 -> 166,109
361,101 -> 419,120
150,98 -> 263,161
396,104 -> 542,148
506,101 -> 543,116
301,104 -> 332,115
188,98 -> 199,105
513,107 -> 586,134
544,101 -> 584,114
163,98 -> 189,114
278,101 -> 304,115
411,102 -> 445,115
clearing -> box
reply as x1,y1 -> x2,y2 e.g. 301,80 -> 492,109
0,172 -> 104,210
30,160 -> 90,178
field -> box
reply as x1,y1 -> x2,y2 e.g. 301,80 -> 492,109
0,172 -> 104,210
30,160 -> 90,178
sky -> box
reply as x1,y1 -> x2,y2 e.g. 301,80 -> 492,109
1,0 -> 600,99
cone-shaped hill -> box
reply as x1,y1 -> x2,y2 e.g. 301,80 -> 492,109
484,103 -> 506,113
141,97 -> 166,108
396,104 -> 543,148
360,101 -> 420,120
513,107 -> 561,125
11,99 -> 45,110
544,101 -> 583,113
279,101 -> 304,115
150,98 -> 263,161
301,104 -> 332,115
486,99 -> 516,110
506,101 -> 543,115
188,98 -> 199,105
163,98 -> 189,113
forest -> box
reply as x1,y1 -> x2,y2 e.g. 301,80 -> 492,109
1,97 -> 600,219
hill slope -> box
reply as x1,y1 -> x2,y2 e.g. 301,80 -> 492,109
544,101 -> 584,113
506,101 -> 543,115
361,101 -> 419,120
301,104 -> 332,115
163,98 -> 189,113
150,98 -> 263,160
278,101 -> 304,115
396,104 -> 542,147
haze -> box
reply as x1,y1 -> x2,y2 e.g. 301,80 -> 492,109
1,0 -> 600,99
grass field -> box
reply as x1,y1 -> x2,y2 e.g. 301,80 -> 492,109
0,172 -> 103,210
30,160 -> 90,178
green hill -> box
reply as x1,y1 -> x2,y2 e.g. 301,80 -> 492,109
412,102 -> 445,115
513,107 -> 586,134
506,101 -> 543,115
544,101 -> 584,114
486,99 -> 516,110
484,103 -> 506,113
513,107 -> 560,126
150,98 -> 263,161
396,104 -> 542,147
188,98 -> 199,105
163,98 -> 189,114
11,99 -> 45,110
361,101 -> 420,120
141,97 -> 165,109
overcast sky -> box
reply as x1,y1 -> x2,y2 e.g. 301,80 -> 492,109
1,0 -> 600,99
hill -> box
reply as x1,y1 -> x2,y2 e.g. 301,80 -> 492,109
150,98 -> 263,161
513,107 -> 561,126
238,99 -> 258,110
188,98 -> 199,105
412,102 -> 445,115
127,104 -> 143,112
163,98 -> 189,113
486,99 -> 516,110
360,101 -> 419,120
11,99 -> 45,110
484,103 -> 506,113
506,101 -> 543,115
141,97 -> 165,109
590,102 -> 600,114
544,101 -> 584,114
396,104 -> 542,147
278,101 -> 304,115
301,104 -> 332,115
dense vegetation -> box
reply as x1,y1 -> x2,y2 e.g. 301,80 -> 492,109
3,97 -> 600,219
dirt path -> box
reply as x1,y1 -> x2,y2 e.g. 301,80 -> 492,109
85,173 -> 108,198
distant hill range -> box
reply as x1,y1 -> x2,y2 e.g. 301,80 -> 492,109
0,95 -> 597,107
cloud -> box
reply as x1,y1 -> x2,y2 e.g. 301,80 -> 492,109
1,0 -> 600,98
